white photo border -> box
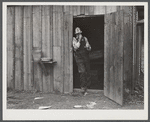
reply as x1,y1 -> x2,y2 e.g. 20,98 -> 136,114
3,2 -> 148,120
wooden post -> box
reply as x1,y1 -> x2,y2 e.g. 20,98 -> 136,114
33,6 -> 43,92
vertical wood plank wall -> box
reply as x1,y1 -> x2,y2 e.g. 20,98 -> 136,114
7,5 -> 136,93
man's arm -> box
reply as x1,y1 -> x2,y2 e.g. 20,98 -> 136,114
73,37 -> 80,51
84,37 -> 91,51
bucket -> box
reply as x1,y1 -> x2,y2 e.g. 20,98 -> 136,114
32,47 -> 41,62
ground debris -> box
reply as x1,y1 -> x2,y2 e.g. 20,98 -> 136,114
128,100 -> 144,105
33,97 -> 44,103
34,97 -> 44,100
73,102 -> 97,109
7,90 -> 144,109
86,102 -> 96,109
102,106 -> 108,109
123,73 -> 144,106
74,105 -> 84,108
38,106 -> 51,110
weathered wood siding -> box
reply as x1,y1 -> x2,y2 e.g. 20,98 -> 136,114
7,5 -> 113,93
7,5 -> 137,94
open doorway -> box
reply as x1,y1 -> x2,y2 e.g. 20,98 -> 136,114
73,15 -> 104,90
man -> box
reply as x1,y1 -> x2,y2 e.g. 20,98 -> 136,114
72,27 -> 91,96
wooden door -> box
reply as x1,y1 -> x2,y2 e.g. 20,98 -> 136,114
104,11 -> 124,105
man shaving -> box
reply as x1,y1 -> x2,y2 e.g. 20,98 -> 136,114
73,27 -> 91,96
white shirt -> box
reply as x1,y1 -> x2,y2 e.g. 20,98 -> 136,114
73,37 -> 91,51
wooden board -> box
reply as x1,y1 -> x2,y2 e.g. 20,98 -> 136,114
63,6 -> 69,93
109,13 -> 116,100
72,6 -> 80,16
118,10 -> 124,104
63,12 -> 69,93
106,6 -> 117,14
114,12 -> 118,102
104,10 -> 124,105
80,6 -> 85,15
122,6 -> 133,92
53,6 -> 63,46
128,7 -> 133,91
132,6 -> 137,93
94,6 -> 105,15
76,6 -> 80,15
23,6 -> 32,91
7,7 -> 15,89
49,6 -> 53,60
33,6 -> 42,91
41,6 -> 54,93
14,7 -> 23,90
53,47 -> 63,93
85,6 -> 90,15
53,6 -> 64,93
42,6 -> 51,93
63,12 -> 73,93
49,6 -> 54,92
68,12 -> 73,93
104,13 -> 110,97
63,6 -> 73,93
137,25 -> 142,84
123,8 -> 129,89
88,6 -> 94,15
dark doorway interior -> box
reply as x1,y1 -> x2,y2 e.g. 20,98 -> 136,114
73,15 -> 104,90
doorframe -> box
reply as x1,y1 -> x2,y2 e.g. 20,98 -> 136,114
72,14 -> 105,91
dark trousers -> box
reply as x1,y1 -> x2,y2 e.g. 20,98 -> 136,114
74,52 -> 91,89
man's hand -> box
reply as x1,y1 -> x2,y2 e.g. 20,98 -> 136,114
84,37 -> 91,51
78,38 -> 81,43
84,44 -> 91,51
87,46 -> 91,51
73,37 -> 80,50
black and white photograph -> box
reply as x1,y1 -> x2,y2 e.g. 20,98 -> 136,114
3,2 -> 148,120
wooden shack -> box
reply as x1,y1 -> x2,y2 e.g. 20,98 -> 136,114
7,5 -> 144,105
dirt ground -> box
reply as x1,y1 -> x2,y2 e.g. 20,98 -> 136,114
7,89 -> 144,110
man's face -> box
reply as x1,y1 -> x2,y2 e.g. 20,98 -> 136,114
76,33 -> 82,39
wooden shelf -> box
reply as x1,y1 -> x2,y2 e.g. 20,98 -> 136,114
39,59 -> 57,75
40,58 -> 57,64
41,61 -> 57,64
